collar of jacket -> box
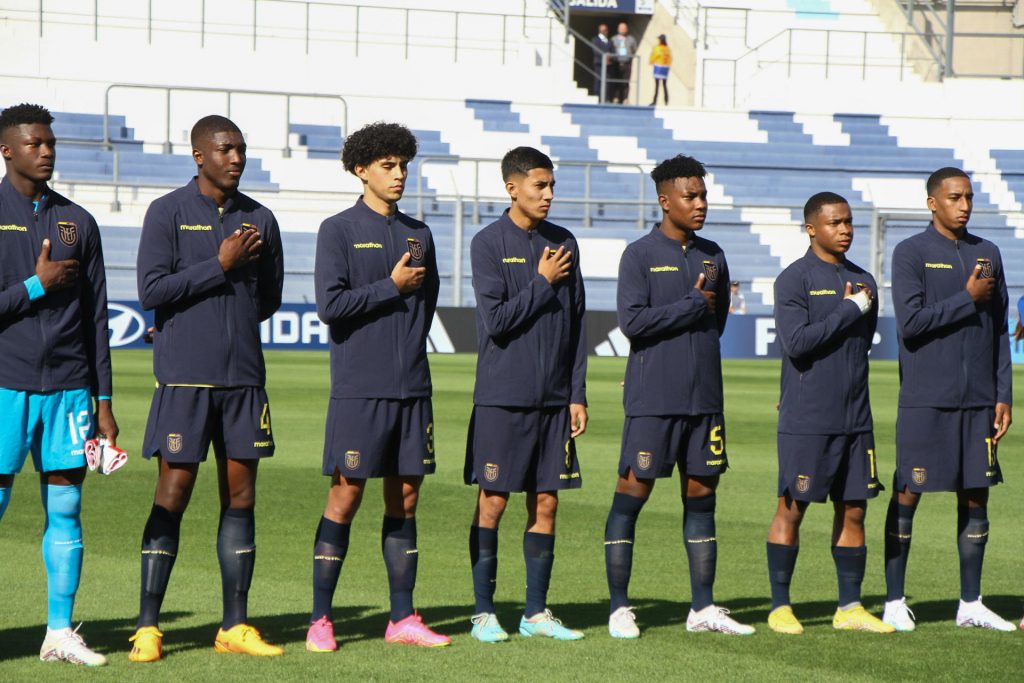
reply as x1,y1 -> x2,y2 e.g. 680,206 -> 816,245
649,224 -> 698,250
497,209 -> 545,239
187,176 -> 238,213
801,246 -> 849,269
351,195 -> 401,224
924,221 -> 977,246
0,174 -> 52,211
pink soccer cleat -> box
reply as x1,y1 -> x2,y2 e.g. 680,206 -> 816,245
305,616 -> 337,652
384,613 -> 451,647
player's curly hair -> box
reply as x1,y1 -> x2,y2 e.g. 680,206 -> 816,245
803,191 -> 848,224
926,166 -> 969,197
341,122 -> 418,174
0,103 -> 54,135
650,154 -> 705,191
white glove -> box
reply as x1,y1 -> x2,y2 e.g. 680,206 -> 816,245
849,289 -> 872,315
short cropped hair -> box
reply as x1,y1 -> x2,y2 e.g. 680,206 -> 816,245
650,154 -> 706,193
803,191 -> 848,224
926,167 -> 970,197
341,122 -> 418,174
191,115 -> 242,149
0,103 -> 54,136
501,146 -> 553,181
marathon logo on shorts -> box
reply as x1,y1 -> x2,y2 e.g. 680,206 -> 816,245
484,462 -> 499,482
637,450 -> 652,471
702,260 -> 718,282
57,221 -> 78,246
167,433 -> 183,454
345,450 -> 361,470
407,238 -> 423,262
976,258 -> 993,279
795,475 -> 811,493
912,467 -> 927,486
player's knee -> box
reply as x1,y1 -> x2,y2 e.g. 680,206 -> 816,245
42,484 -> 83,545
533,493 -> 558,522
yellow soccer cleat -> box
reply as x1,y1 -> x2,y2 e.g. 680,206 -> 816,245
767,606 -> 804,635
128,626 -> 164,663
214,624 -> 284,656
833,605 -> 896,633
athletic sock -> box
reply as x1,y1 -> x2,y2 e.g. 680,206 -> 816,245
957,506 -> 988,603
138,504 -> 183,629
883,499 -> 916,601
604,492 -> 646,613
832,545 -> 867,608
311,516 -> 350,622
381,516 -> 418,623
217,507 -> 256,630
766,542 -> 799,610
523,531 -> 555,618
40,484 -> 83,630
683,494 -> 717,612
469,525 -> 499,614
0,484 -> 11,521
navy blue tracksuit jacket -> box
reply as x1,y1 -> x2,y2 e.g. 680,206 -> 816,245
137,178 -> 284,387
891,223 -> 1011,409
617,227 -> 729,416
774,249 -> 878,435
315,198 -> 439,400
0,177 -> 112,396
470,212 -> 587,408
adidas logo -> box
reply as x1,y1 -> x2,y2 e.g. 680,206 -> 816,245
594,327 -> 630,357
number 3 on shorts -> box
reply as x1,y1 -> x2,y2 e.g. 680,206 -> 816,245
709,425 -> 724,456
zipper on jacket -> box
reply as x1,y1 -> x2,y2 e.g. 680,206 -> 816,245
528,228 -> 547,403
387,213 -> 405,398
682,241 -> 698,402
835,264 -> 852,432
954,239 -> 969,407
219,206 -> 235,386
34,200 -> 49,389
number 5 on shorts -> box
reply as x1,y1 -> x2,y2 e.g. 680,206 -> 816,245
709,425 -> 724,456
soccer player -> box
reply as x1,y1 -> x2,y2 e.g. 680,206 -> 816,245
604,154 -> 753,638
0,103 -> 116,666
465,146 -> 588,643
765,192 -> 892,635
129,115 -> 285,661
882,167 -> 1014,632
306,122 -> 448,652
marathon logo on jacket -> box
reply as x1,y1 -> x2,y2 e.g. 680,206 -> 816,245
809,289 -> 837,296
649,265 -> 679,273
976,258 -> 993,279
0,224 -> 28,232
702,260 -> 718,282
502,256 -> 526,264
57,221 -> 77,246
353,242 -> 383,249
179,224 -> 213,231
924,262 -> 953,269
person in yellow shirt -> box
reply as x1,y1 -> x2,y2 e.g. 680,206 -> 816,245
649,35 -> 671,106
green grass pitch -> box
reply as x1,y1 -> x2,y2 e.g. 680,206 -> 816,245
1,351 -> 1021,681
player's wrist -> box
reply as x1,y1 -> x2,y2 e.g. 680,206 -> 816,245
23,275 -> 46,301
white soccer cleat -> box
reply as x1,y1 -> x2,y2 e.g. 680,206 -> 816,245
956,599 -> 1015,632
882,597 -> 916,632
608,606 -> 639,639
686,605 -> 755,636
39,625 -> 108,666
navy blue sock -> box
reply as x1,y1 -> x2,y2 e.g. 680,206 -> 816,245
957,507 -> 988,602
605,492 -> 646,613
470,526 -> 499,614
684,494 -> 717,612
832,545 -> 867,608
217,507 -> 256,630
884,499 -> 916,601
138,504 -> 182,629
382,516 -> 417,622
523,532 -> 555,618
766,542 -> 799,610
312,516 -> 350,622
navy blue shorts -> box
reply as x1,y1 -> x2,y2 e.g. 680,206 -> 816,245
464,405 -> 581,492
323,398 -> 435,478
777,432 -> 882,502
143,386 -> 275,463
895,406 -> 1002,492
618,414 -> 727,479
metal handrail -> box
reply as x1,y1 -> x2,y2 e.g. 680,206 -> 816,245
103,83 -> 347,157
415,156 -> 648,228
